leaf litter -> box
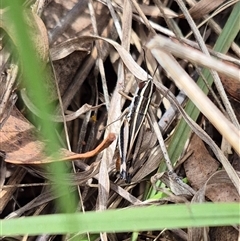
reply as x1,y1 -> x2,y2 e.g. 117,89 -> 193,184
0,0 -> 239,240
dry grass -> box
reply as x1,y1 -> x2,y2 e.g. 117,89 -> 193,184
0,0 -> 239,240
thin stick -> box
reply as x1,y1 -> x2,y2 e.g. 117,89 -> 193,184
148,108 -> 173,173
62,133 -> 116,161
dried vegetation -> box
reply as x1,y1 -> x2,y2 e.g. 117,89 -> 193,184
0,0 -> 240,240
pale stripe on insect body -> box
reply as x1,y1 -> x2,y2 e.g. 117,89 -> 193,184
118,77 -> 154,182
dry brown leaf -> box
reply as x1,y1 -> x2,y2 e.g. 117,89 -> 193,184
184,134 -> 220,190
179,0 -> 227,19
0,107 -> 115,164
220,62 -> 240,102
206,182 -> 239,202
210,226 -> 239,241
205,170 -> 240,203
0,106 -> 47,164
192,170 -> 240,203
50,38 -> 91,61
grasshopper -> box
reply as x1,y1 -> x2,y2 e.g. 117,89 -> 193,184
118,77 -> 154,182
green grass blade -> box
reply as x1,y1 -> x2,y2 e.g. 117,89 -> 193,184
6,2 -> 77,213
213,2 -> 240,53
1,203 -> 239,236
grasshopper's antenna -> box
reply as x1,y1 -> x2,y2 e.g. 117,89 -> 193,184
99,108 -> 129,132
142,47 -> 159,81
142,48 -> 149,81
153,64 -> 158,78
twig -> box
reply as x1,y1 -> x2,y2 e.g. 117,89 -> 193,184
62,133 -> 116,161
